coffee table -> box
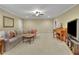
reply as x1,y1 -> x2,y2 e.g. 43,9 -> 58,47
22,34 -> 35,43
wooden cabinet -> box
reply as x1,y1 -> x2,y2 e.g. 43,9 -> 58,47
53,27 -> 67,42
0,39 -> 5,54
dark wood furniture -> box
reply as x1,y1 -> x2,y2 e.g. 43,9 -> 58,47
22,34 -> 35,43
0,38 -> 5,54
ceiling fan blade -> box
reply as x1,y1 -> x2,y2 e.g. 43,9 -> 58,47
40,13 -> 44,15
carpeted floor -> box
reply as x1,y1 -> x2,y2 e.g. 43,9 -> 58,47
4,33 -> 73,55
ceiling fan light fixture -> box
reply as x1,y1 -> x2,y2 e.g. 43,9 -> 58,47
32,9 -> 42,13
32,9 -> 44,16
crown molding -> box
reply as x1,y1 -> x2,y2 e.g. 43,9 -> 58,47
0,5 -> 76,20
0,5 -> 24,19
54,4 -> 77,18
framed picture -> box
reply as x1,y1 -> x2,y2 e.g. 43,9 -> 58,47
3,16 -> 14,27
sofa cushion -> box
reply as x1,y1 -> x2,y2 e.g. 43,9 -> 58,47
9,37 -> 18,43
0,31 -> 7,39
9,35 -> 21,43
8,30 -> 16,39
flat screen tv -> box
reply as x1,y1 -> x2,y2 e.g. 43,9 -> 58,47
67,19 -> 77,37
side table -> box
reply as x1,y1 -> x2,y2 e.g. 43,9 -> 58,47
0,38 -> 5,54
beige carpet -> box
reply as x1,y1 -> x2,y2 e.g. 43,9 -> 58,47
4,33 -> 73,55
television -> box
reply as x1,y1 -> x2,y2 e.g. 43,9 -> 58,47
67,19 -> 77,37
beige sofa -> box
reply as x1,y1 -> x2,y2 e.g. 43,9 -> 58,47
0,31 -> 22,51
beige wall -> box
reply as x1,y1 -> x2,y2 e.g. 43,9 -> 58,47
55,5 -> 79,28
23,19 -> 53,33
0,9 -> 22,33
0,8 -> 53,34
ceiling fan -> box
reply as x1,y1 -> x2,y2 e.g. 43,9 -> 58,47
34,11 -> 44,16
32,9 -> 44,16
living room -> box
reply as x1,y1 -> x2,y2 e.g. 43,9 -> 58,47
0,4 -> 79,55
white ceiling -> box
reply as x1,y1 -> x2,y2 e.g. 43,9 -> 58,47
0,4 -> 76,19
